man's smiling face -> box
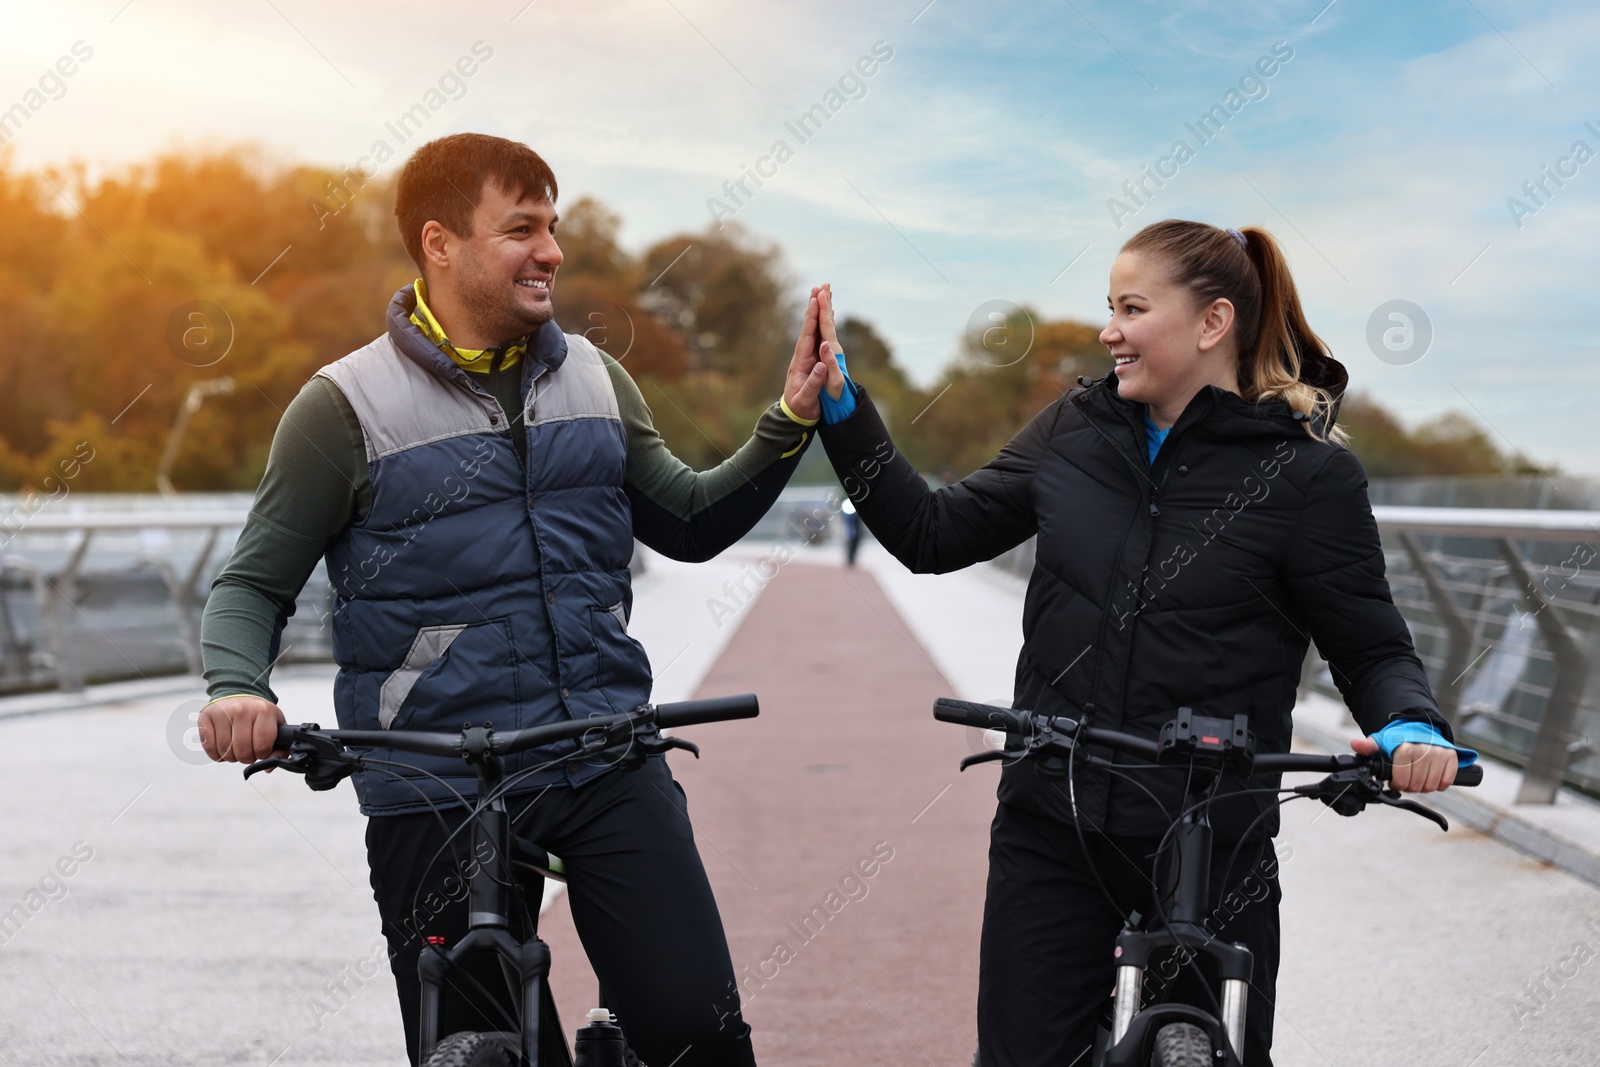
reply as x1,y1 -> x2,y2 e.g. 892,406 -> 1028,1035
438,180 -> 563,345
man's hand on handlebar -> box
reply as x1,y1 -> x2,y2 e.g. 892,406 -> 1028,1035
200,695 -> 287,764
1349,736 -> 1457,793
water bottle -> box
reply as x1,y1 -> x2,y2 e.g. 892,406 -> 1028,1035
572,1007 -> 627,1067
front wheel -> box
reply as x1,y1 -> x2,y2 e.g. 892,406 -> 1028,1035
421,1032 -> 512,1067
1149,1022 -> 1211,1067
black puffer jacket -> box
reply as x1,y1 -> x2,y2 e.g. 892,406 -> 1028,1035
822,365 -> 1452,840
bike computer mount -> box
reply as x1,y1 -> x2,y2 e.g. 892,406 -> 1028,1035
1156,707 -> 1255,777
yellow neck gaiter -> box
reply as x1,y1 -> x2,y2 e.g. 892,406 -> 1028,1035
410,279 -> 529,373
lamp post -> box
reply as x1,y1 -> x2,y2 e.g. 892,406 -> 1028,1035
156,377 -> 235,497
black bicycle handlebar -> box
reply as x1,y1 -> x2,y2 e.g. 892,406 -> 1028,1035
933,697 -> 1483,788
933,696 -> 1028,732
271,693 -> 761,759
654,693 -> 760,729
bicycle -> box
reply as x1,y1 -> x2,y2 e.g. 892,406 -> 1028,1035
242,693 -> 761,1067
932,697 -> 1483,1067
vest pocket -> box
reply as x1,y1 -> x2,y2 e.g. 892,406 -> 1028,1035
378,619 -> 515,730
590,600 -> 650,697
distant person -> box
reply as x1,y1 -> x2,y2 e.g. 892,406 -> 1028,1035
195,133 -> 836,1066
804,222 -> 1476,1066
840,496 -> 862,566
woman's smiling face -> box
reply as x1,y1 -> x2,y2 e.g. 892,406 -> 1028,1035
1099,251 -> 1239,427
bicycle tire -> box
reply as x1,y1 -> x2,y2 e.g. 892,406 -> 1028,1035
1149,1022 -> 1211,1067
420,1031 -> 512,1067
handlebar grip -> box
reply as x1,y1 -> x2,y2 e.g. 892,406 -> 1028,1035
654,694 -> 759,729
1374,755 -> 1483,787
275,724 -> 298,750
933,698 -> 1027,733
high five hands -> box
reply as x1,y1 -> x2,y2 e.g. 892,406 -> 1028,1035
783,286 -> 829,422
781,283 -> 850,422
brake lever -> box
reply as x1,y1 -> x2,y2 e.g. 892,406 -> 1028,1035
604,729 -> 702,771
959,749 -> 1010,771
960,721 -> 1077,775
243,735 -> 360,791
1293,766 -> 1379,817
243,756 -> 301,780
1376,789 -> 1450,832
638,734 -> 700,759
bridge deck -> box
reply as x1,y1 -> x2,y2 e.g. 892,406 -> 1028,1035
0,542 -> 1594,1065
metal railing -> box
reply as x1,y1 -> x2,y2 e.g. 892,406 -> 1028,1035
0,495 -> 651,698
1368,506 -> 1600,803
7,491 -> 1598,803
0,502 -> 333,696
990,506 -> 1600,803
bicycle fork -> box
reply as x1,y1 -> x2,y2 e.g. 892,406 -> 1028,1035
417,752 -> 561,1065
1105,809 -> 1251,1067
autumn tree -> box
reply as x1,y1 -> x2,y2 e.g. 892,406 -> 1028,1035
0,147 -> 1536,494
554,197 -> 689,381
637,223 -> 793,396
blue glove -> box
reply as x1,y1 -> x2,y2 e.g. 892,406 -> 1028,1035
819,349 -> 859,425
1369,719 -> 1478,767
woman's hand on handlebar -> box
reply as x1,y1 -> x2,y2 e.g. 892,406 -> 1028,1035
1350,736 -> 1457,793
199,695 -> 287,764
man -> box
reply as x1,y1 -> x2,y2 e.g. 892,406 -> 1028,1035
198,133 -> 832,1066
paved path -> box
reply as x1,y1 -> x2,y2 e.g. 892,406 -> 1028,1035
540,551 -> 992,1065
0,540 -> 1596,1065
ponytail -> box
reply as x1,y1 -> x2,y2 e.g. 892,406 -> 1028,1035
1121,220 -> 1347,444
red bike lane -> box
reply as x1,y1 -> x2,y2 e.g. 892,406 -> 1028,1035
539,557 -> 997,1064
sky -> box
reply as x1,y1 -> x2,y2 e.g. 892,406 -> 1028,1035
3,0 -> 1597,471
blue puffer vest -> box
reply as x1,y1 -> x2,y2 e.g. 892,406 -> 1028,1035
316,285 -> 652,816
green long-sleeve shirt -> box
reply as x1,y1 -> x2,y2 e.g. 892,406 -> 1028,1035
201,351 -> 810,703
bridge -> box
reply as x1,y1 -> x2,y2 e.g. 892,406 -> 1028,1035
0,501 -> 1596,1065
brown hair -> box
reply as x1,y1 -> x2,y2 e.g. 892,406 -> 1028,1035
394,133 -> 559,272
1121,219 -> 1346,443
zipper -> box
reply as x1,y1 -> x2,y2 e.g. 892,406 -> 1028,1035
486,349 -> 532,475
1148,391 -> 1217,509
1113,395 -> 1209,726
1112,400 -> 1149,483
1108,396 -> 1163,517
1149,436 -> 1181,514
1074,390 -> 1149,729
1100,389 -> 1215,729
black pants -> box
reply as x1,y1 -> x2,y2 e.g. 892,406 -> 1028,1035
366,755 -> 757,1066
977,802 -> 1282,1066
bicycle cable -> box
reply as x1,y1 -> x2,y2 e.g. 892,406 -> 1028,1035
1071,774 -> 1179,918
356,758 -> 485,911
1061,718 -> 1189,923
1144,788 -> 1312,994
400,726 -> 652,925
394,730 -> 658,1024
358,758 -> 473,866
1142,768 -> 1226,1020
1064,738 -> 1227,1020
1216,792 -> 1312,902
404,748 -> 584,932
1066,721 -> 1147,923
327,758 -> 534,1028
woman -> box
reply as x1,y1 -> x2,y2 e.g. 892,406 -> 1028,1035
807,220 -> 1474,1066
